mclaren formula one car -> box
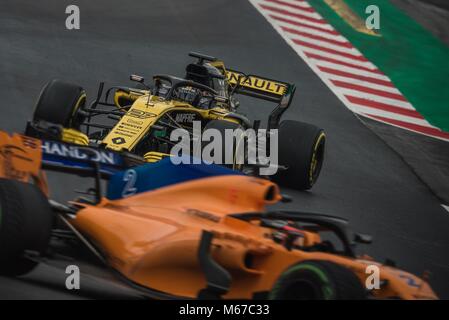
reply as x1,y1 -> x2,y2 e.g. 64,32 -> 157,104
0,131 -> 437,299
25,52 -> 325,190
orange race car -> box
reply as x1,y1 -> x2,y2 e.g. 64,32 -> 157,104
0,130 -> 438,300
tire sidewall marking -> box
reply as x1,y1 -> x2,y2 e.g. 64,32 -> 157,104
69,92 -> 86,127
308,132 -> 326,185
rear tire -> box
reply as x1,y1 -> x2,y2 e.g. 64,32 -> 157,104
269,260 -> 366,300
273,120 -> 325,190
0,179 -> 53,276
33,79 -> 86,129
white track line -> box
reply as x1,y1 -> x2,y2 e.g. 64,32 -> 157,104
276,20 -> 347,41
321,74 -> 401,93
260,4 -> 334,30
268,14 -> 338,34
264,0 -> 321,18
339,89 -> 415,110
300,47 -> 376,68
265,0 -> 313,9
349,105 -> 430,126
289,34 -> 361,55
314,60 -> 391,80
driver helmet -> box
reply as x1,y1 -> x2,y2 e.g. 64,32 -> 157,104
185,63 -> 227,97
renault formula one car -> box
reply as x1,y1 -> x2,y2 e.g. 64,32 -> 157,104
25,52 -> 325,190
0,131 -> 437,299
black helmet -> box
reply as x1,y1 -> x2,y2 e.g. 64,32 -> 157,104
185,63 -> 227,97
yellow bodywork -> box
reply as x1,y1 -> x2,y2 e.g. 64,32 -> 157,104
102,94 -> 240,152
144,151 -> 171,163
59,89 -> 240,161
60,61 -> 287,157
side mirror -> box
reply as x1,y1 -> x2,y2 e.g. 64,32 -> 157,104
130,74 -> 152,91
130,74 -> 145,83
280,194 -> 292,203
354,233 -> 373,244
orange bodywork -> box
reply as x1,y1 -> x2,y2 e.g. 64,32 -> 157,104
0,131 -> 438,299
71,175 -> 437,299
0,131 -> 48,195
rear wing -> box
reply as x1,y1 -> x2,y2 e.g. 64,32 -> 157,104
223,68 -> 297,129
225,69 -> 294,103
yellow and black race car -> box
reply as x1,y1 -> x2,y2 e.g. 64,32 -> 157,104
25,52 -> 326,190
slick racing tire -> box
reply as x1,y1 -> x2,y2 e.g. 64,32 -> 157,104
269,260 -> 366,300
33,79 -> 86,129
202,120 -> 246,170
0,179 -> 53,276
272,120 -> 325,190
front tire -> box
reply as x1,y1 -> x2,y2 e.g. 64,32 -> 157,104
0,179 -> 53,276
32,79 -> 86,129
273,120 -> 325,190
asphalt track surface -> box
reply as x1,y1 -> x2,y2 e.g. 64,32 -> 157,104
0,0 -> 448,299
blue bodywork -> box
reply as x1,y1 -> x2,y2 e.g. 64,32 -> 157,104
106,157 -> 241,200
39,139 -> 240,200
41,140 -> 125,176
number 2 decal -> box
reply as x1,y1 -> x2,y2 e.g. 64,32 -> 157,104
121,169 -> 138,198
